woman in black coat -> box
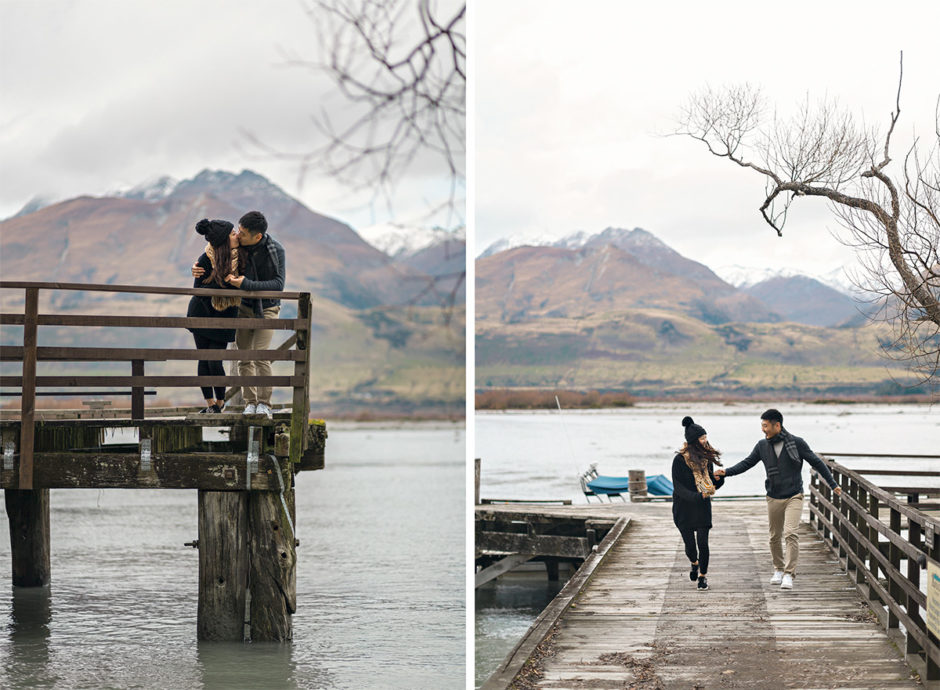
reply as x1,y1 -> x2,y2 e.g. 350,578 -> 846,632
186,219 -> 241,413
672,416 -> 724,591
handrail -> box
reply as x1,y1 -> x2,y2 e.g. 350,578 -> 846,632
0,282 -> 313,489
808,460 -> 940,682
0,280 -> 302,299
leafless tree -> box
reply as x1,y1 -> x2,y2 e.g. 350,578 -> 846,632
676,56 -> 940,386
248,0 -> 466,228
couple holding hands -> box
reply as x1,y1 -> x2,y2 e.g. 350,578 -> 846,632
671,409 -> 842,591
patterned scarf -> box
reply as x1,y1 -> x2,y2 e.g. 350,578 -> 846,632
204,243 -> 242,311
682,449 -> 716,497
778,427 -> 800,464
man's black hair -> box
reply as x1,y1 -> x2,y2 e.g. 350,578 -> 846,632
239,210 -> 268,236
761,408 -> 783,424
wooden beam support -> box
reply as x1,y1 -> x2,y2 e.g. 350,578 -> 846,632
475,553 -> 534,588
0,452 -> 284,490
477,532 -> 590,559
197,490 -> 249,641
4,489 -> 50,586
248,487 -> 296,641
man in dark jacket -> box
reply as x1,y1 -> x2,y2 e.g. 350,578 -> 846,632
715,409 -> 841,590
194,210 -> 285,418
226,211 -> 285,418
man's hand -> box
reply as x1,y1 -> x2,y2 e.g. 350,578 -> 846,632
833,486 -> 843,496
192,263 -> 205,278
714,469 -> 726,477
225,274 -> 245,288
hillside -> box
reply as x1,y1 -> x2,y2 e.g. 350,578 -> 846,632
0,170 -> 464,416
476,239 -> 776,325
744,275 -> 862,327
476,228 -> 913,398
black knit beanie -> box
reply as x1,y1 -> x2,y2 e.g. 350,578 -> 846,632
682,416 -> 707,444
195,218 -> 234,247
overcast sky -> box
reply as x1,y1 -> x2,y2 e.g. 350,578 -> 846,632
0,0 -> 460,232
474,1 -> 940,280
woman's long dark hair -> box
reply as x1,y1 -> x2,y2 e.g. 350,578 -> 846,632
202,241 -> 238,288
682,438 -> 723,469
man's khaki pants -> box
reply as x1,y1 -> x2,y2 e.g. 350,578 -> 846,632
767,493 -> 803,576
236,304 -> 280,405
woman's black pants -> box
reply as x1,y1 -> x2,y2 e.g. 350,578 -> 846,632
679,527 -> 710,574
193,334 -> 227,400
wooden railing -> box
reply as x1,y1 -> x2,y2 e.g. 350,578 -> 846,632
809,454 -> 940,682
0,281 -> 312,489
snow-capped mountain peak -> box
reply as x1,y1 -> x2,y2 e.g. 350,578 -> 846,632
358,222 -> 465,259
116,175 -> 179,201
714,264 -> 862,298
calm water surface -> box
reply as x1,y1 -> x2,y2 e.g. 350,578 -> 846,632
475,402 -> 939,686
1,422 -> 465,689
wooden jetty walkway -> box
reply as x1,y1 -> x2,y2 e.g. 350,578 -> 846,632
0,281 -> 325,642
480,461 -> 940,689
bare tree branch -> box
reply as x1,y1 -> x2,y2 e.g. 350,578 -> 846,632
676,52 -> 940,386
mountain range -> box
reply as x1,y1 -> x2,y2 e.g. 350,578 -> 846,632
0,169 -> 465,416
478,227 -> 865,328
476,227 -> 911,398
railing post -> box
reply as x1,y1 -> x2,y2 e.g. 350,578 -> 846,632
19,287 -> 38,490
853,481 -> 866,585
906,507 -> 923,659
887,507 -> 902,629
838,473 -> 850,564
928,524 -> 940,680
289,294 -> 311,465
867,493 -> 883,607
131,359 -> 144,420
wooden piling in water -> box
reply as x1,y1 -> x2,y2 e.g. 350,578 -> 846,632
4,489 -> 50,586
197,490 -> 249,641
248,486 -> 296,641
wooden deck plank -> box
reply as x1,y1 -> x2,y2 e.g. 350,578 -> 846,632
508,500 -> 920,689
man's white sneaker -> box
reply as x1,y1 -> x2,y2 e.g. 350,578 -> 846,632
770,570 -> 784,585
780,573 -> 793,589
243,403 -> 257,415
256,403 -> 273,418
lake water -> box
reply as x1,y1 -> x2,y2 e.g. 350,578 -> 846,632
474,401 -> 939,686
0,422 -> 466,690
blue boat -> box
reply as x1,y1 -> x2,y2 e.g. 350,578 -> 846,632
580,465 -> 673,502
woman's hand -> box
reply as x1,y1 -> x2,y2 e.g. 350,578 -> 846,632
225,274 -> 245,288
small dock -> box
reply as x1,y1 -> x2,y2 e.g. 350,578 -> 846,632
0,281 -> 324,642
480,461 -> 940,688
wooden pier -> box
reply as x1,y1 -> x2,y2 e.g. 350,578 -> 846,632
480,462 -> 940,689
0,281 -> 325,642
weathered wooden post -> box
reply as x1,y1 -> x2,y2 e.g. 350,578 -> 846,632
475,457 -> 481,506
4,489 -> 50,586
19,287 -> 38,490
248,474 -> 296,641
131,360 -> 145,420
197,490 -> 249,641
628,469 -> 647,502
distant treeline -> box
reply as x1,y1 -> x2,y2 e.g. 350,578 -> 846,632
476,389 -> 635,410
